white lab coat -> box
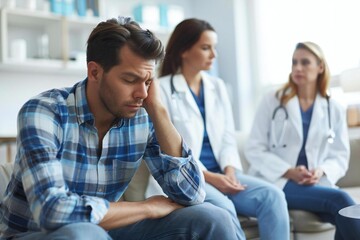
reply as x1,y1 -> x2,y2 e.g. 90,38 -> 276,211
146,72 -> 243,197
159,72 -> 243,172
244,90 -> 350,189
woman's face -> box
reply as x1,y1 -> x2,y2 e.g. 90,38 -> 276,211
291,48 -> 323,87
181,30 -> 217,72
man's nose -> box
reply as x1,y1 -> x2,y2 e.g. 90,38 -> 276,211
134,82 -> 148,99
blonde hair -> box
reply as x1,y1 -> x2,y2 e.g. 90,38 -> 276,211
276,42 -> 330,105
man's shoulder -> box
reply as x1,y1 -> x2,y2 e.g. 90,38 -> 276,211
38,87 -> 72,102
20,84 -> 78,117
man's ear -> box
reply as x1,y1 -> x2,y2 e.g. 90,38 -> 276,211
87,61 -> 103,82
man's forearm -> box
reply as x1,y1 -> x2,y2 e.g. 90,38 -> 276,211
99,201 -> 149,230
147,105 -> 182,157
99,196 -> 183,230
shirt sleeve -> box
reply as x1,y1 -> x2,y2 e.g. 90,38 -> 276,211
17,98 -> 109,231
143,125 -> 205,206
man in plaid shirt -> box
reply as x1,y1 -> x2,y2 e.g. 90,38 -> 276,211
0,17 -> 236,239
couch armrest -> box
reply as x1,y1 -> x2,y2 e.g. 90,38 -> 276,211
0,163 -> 14,202
337,138 -> 360,188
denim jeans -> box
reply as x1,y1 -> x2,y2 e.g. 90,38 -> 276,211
283,180 -> 360,240
205,171 -> 290,240
13,222 -> 111,240
14,202 -> 236,240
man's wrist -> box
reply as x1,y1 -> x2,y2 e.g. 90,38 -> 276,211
146,104 -> 167,120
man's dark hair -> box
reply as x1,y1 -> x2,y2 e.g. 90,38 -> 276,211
87,17 -> 165,72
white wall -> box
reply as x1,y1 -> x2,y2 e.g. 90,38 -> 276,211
188,0 -> 255,130
0,69 -> 83,136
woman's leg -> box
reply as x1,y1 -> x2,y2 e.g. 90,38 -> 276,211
108,202 -> 237,240
204,182 -> 246,240
229,173 -> 290,240
283,180 -> 360,240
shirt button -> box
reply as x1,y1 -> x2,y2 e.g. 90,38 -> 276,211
98,187 -> 104,192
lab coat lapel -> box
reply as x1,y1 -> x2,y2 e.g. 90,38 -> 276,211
202,73 -> 217,123
306,94 -> 326,148
173,74 -> 202,118
286,96 -> 302,141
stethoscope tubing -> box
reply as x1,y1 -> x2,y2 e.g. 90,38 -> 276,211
271,118 -> 288,148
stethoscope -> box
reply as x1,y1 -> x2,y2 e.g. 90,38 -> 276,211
271,95 -> 335,148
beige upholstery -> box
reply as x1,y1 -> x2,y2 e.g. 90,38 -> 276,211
0,163 -> 13,202
0,163 -> 14,231
123,161 -> 149,202
337,137 -> 360,188
289,211 -> 333,233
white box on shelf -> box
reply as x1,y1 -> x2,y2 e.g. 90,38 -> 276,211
133,4 -> 160,26
10,39 -> 27,61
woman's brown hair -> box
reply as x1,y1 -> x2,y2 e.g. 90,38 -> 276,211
159,18 -> 214,77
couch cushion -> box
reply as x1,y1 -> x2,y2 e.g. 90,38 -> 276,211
238,216 -> 259,239
342,187 -> 360,203
0,163 -> 13,202
123,160 -> 149,201
290,210 -> 334,233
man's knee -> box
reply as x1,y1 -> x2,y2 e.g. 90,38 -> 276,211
190,203 -> 236,236
192,202 -> 231,220
48,222 -> 110,240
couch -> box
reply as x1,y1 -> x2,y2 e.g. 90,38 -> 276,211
1,132 -> 360,239
122,131 -> 360,240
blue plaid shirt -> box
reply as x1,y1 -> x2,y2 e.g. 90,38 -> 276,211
0,79 -> 205,238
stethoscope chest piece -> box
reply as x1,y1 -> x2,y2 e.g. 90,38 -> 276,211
327,129 -> 335,144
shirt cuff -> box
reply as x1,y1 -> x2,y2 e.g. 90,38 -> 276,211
84,196 -> 110,224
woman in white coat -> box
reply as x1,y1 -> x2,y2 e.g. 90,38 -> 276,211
245,41 -> 360,240
146,18 -> 290,240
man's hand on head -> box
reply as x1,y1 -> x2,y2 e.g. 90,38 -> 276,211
142,80 -> 164,116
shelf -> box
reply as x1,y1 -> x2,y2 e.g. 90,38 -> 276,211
4,58 -> 63,67
3,8 -> 62,22
0,2 -> 178,75
0,7 -> 98,74
0,59 -> 86,75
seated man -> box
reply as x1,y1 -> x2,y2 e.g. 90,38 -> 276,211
0,17 -> 236,240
